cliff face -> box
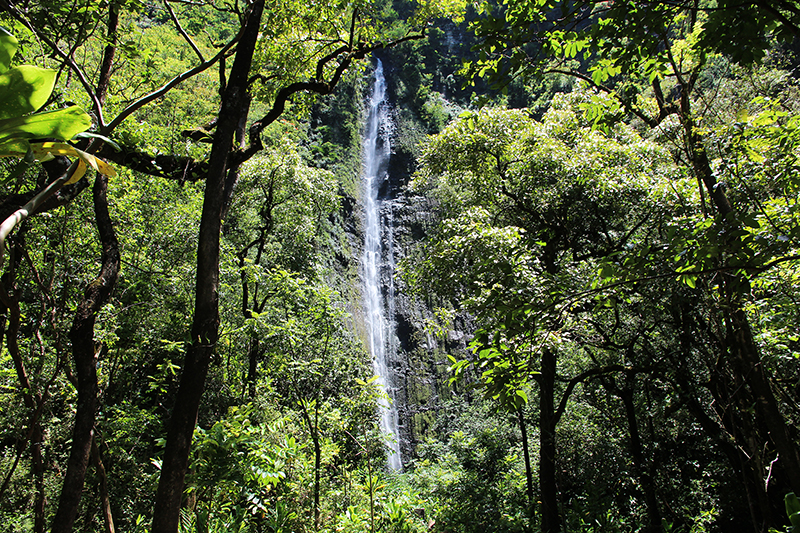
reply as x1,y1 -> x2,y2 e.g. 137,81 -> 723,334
376,97 -> 473,463
389,191 -> 475,461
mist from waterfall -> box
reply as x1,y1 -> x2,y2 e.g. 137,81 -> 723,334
362,59 -> 402,470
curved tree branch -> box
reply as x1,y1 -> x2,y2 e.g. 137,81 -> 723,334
103,34 -> 239,134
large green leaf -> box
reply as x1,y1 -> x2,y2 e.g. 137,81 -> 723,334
0,65 -> 56,119
0,27 -> 17,74
0,106 -> 92,144
0,138 -> 29,156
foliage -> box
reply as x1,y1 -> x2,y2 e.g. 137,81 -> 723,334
0,0 -> 798,531
406,63 -> 800,529
409,401 -> 528,533
0,27 -> 112,184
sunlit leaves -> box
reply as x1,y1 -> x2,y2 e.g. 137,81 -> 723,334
411,0 -> 468,25
0,26 -> 17,74
410,99 -> 672,419
188,407 -> 300,519
0,28 -> 93,157
250,0 -> 465,108
467,0 -> 797,108
0,27 -> 113,193
0,65 -> 57,121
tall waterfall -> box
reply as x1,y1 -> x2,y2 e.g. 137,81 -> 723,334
362,59 -> 402,470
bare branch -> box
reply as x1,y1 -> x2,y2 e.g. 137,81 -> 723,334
554,364 -> 625,424
163,0 -> 206,62
245,30 -> 425,161
103,35 -> 239,134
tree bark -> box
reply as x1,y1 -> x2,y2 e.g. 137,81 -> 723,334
299,399 -> 322,531
246,336 -> 259,398
539,348 -> 561,533
0,239 -> 49,533
95,1 -> 119,107
92,435 -> 116,533
150,2 -> 265,531
52,172 -> 120,533
516,406 -> 535,533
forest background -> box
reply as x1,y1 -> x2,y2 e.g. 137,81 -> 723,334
0,0 -> 799,532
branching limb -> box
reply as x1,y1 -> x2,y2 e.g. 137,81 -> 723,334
244,30 -> 425,162
164,0 -> 206,62
103,34 -> 239,134
553,364 -> 625,424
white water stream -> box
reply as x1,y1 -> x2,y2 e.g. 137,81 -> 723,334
362,59 -> 402,470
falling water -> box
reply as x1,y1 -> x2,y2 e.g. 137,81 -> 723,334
362,59 -> 402,470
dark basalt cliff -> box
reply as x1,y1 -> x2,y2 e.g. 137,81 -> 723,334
376,91 -> 474,463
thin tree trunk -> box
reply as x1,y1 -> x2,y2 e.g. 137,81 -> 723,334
92,435 -> 116,533
95,2 -> 119,107
618,378 -> 661,532
516,406 -> 535,533
246,336 -> 259,398
539,348 -> 561,533
50,3 -> 120,526
0,240 -> 47,532
52,172 -> 120,533
299,399 -> 322,531
726,306 -> 800,493
150,3 -> 264,531
681,87 -> 800,496
32,422 -> 46,533
676,297 -> 770,531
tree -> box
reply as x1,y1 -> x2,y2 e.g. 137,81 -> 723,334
0,26 -> 117,533
465,1 -> 800,527
152,1 -> 468,529
255,271 -> 374,530
411,100 -> 676,532
227,144 -> 338,398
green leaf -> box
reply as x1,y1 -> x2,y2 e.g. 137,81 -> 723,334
0,65 -> 56,119
681,274 -> 697,289
786,493 -> 800,518
74,131 -> 121,151
0,138 -> 29,156
0,27 -> 17,74
599,263 -> 616,279
0,106 -> 92,144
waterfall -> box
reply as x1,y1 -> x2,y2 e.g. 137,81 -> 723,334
362,59 -> 402,470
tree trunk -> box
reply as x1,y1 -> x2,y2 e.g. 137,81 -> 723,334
0,243 -> 49,533
92,435 -> 116,533
618,377 -> 661,533
0,239 -> 48,533
150,3 -> 264,531
246,336 -> 259,398
32,422 -> 46,533
52,173 -> 119,533
681,87 -> 800,497
727,307 -> 800,486
516,406 -> 535,533
675,295 -> 771,531
95,2 -> 119,107
299,400 -> 322,531
539,348 -> 561,533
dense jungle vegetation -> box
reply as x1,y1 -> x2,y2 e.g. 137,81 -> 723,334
1,0 -> 799,532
